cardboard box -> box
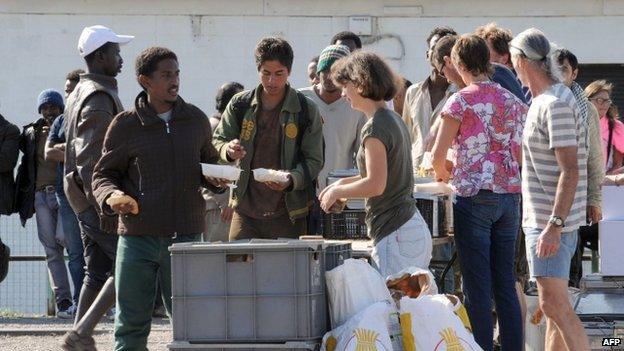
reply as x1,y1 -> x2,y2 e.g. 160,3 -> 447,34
599,220 -> 624,276
602,185 -> 624,221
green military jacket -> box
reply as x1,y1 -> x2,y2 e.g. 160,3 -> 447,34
212,84 -> 324,220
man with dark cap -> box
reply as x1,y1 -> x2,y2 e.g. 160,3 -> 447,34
15,89 -> 73,318
62,25 -> 133,350
45,68 -> 86,311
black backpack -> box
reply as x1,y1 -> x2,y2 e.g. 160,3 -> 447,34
231,89 -> 324,201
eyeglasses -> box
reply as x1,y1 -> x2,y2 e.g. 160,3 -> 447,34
590,97 -> 613,105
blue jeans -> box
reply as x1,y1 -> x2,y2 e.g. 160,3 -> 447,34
57,192 -> 85,304
34,189 -> 71,307
370,211 -> 432,277
524,227 -> 578,279
454,191 -> 522,351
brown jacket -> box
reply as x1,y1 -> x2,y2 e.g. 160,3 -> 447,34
92,92 -> 222,236
64,73 -> 124,215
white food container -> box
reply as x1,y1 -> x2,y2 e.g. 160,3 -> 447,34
200,163 -> 242,181
252,168 -> 290,183
326,170 -> 365,210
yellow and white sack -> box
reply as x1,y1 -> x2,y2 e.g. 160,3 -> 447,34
438,294 -> 472,332
321,301 -> 394,351
399,295 -> 482,351
326,258 -> 393,328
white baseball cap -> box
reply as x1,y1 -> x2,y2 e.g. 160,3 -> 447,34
78,25 -> 134,58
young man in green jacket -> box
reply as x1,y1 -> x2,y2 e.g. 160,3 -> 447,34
213,37 -> 324,240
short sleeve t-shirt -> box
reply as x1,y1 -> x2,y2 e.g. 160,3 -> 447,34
356,108 -> 416,243
440,81 -> 527,197
522,83 -> 587,232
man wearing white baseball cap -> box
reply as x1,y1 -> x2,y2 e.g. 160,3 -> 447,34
77,25 -> 134,58
62,25 -> 133,351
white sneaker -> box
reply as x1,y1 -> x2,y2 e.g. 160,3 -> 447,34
56,304 -> 76,319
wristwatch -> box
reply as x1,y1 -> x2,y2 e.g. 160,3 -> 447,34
548,215 -> 565,228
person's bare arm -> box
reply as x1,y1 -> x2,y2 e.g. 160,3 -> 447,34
44,140 -> 65,162
426,117 -> 443,152
318,138 -> 386,212
431,116 -> 460,182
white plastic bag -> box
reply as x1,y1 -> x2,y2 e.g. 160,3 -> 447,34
325,258 -> 393,328
399,295 -> 483,351
321,301 -> 394,351
386,266 -> 438,300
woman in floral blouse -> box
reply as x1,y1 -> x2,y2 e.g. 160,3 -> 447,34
431,34 -> 528,351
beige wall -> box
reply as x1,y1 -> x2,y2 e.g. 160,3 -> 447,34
3,0 -> 624,16
0,1 -> 622,126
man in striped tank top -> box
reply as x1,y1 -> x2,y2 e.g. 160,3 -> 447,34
511,28 -> 589,351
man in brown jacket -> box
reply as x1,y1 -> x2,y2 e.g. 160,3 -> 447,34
62,25 -> 133,350
92,47 -> 225,351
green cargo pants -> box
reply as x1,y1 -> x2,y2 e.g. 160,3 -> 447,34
114,234 -> 200,351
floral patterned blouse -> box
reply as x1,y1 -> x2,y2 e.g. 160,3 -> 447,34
441,81 -> 528,197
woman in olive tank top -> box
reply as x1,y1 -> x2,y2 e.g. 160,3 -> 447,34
318,51 -> 432,277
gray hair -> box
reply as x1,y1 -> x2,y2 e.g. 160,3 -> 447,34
510,28 -> 562,82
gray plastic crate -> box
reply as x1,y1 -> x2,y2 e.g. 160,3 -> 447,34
322,240 -> 352,271
230,239 -> 351,272
170,241 -> 334,343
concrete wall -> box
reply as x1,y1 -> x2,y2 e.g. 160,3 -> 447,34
0,0 -> 623,127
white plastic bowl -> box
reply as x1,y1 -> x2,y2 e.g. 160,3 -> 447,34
252,168 -> 290,183
201,163 -> 242,181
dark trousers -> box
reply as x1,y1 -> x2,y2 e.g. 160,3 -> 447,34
229,212 -> 306,240
569,236 -> 584,288
114,234 -> 199,351
454,191 -> 523,351
76,206 -> 118,290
